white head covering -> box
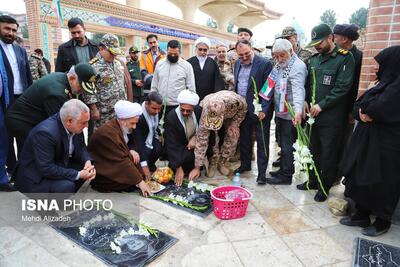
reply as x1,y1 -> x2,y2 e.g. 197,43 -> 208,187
272,38 -> 293,53
114,100 -> 142,119
194,37 -> 211,48
177,90 -> 200,106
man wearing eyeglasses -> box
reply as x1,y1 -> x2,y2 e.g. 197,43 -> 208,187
233,39 -> 273,184
187,37 -> 224,101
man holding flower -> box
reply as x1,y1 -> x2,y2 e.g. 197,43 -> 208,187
265,39 -> 307,185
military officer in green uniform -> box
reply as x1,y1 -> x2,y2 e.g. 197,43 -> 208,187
5,63 -> 96,149
126,46 -> 143,103
84,34 -> 127,131
296,24 -> 355,202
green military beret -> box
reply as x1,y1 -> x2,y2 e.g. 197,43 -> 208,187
306,24 -> 332,48
75,63 -> 97,95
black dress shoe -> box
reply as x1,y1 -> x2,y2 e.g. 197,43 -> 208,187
296,181 -> 318,190
314,190 -> 328,202
269,169 -> 280,176
266,175 -> 292,185
0,183 -> 17,192
256,175 -> 267,185
234,166 -> 251,174
340,216 -> 371,228
272,158 -> 281,167
362,218 -> 391,237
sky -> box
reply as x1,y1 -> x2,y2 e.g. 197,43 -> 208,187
1,0 -> 370,46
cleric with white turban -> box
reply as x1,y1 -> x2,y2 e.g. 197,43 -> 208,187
194,37 -> 211,49
114,100 -> 142,119
177,90 -> 200,106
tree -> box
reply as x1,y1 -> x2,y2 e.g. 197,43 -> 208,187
320,9 -> 337,29
349,7 -> 368,29
206,18 -> 217,29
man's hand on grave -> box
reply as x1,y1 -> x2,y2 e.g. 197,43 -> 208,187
188,167 -> 201,181
137,180 -> 151,197
175,167 -> 184,186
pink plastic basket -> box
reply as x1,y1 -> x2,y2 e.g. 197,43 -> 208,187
210,186 -> 253,220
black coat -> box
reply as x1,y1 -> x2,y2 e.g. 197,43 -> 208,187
341,46 -> 400,220
42,57 -> 51,73
187,57 -> 224,100
164,106 -> 202,170
130,114 -> 162,164
55,38 -> 99,73
347,45 -> 363,114
0,43 -> 33,107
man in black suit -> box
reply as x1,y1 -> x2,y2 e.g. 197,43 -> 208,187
131,91 -> 163,181
55,17 -> 98,73
187,37 -> 224,100
14,99 -> 95,193
234,40 -> 273,184
164,90 -> 201,186
0,15 -> 33,179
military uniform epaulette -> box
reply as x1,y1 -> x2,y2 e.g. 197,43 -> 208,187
88,57 -> 100,65
337,48 -> 349,55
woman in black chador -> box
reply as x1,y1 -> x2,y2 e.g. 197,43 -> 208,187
340,45 -> 400,236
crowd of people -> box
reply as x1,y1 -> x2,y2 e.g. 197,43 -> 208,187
1,14 -> 399,237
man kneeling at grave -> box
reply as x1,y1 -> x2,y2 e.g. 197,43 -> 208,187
131,91 -> 163,181
88,100 -> 150,196
14,99 -> 96,193
164,90 -> 202,186
189,90 -> 247,180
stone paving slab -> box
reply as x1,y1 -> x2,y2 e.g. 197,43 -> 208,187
2,144 -> 400,267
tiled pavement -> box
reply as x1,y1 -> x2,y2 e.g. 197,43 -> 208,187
1,145 -> 400,266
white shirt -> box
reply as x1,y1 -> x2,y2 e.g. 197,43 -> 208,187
0,40 -> 23,95
196,56 -> 207,70
61,121 -> 80,180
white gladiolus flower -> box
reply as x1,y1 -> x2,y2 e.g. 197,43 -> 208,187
253,99 -> 262,115
307,113 -> 315,125
79,226 -> 87,236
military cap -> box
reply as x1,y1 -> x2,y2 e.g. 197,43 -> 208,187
237,27 -> 253,37
306,24 -> 332,48
74,63 -> 97,94
279,26 -> 297,38
129,46 -> 139,53
333,24 -> 360,41
100,33 -> 122,55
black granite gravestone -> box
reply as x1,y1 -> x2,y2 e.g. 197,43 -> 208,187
152,182 -> 213,217
353,237 -> 400,266
51,209 -> 177,267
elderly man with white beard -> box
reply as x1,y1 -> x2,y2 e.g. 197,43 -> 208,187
266,38 -> 307,185
88,100 -> 150,195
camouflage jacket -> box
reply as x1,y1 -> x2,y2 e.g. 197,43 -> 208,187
194,91 -> 247,166
217,60 -> 235,91
84,53 -> 127,128
297,48 -> 313,65
29,53 -> 48,81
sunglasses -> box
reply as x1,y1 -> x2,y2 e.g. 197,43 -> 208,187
198,48 -> 208,52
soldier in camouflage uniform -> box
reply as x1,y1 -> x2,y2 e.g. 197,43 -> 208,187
29,50 -> 48,81
84,34 -> 127,131
278,26 -> 313,64
188,90 -> 247,180
215,44 -> 235,91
